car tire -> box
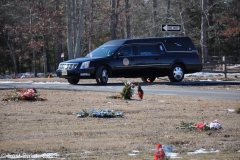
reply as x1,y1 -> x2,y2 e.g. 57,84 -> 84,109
168,64 -> 184,82
96,66 -> 108,85
67,78 -> 79,84
141,77 -> 156,82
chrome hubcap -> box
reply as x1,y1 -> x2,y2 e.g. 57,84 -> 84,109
173,67 -> 183,80
102,69 -> 108,82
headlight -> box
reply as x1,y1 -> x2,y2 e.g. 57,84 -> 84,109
80,61 -> 90,69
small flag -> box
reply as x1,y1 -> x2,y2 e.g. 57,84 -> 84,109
137,83 -> 144,100
61,53 -> 64,58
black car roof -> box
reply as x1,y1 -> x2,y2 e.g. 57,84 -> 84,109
103,36 -> 196,50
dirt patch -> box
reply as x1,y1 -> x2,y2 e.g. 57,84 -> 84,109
0,82 -> 240,159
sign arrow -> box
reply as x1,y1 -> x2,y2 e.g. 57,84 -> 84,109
163,25 -> 168,31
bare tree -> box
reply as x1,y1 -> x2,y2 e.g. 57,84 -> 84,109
165,0 -> 170,36
42,35 -> 48,75
75,0 -> 86,57
30,3 -> 37,77
3,32 -> 18,77
125,0 -> 131,38
110,0 -> 117,39
152,0 -> 158,37
55,0 -> 63,64
72,0 -> 77,55
66,0 -> 74,59
177,0 -> 188,36
88,0 -> 94,52
201,0 -> 208,63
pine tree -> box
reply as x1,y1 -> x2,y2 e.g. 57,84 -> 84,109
120,82 -> 134,100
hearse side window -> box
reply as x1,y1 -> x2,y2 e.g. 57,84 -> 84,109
137,45 -> 158,55
118,46 -> 134,56
163,41 -> 190,52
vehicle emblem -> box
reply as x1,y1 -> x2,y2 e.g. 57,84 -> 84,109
123,58 -> 129,66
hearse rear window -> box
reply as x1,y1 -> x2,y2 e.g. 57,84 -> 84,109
137,45 -> 158,55
163,41 -> 190,52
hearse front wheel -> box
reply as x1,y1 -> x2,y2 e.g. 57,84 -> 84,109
168,64 -> 184,82
67,78 -> 79,84
141,77 -> 156,83
96,66 -> 108,85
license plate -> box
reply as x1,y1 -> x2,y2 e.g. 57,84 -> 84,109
62,69 -> 67,75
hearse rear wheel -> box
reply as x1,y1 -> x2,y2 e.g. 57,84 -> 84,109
168,64 -> 184,82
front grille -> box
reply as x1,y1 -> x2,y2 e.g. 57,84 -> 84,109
58,63 -> 78,70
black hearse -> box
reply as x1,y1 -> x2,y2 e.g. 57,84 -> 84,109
56,36 -> 202,84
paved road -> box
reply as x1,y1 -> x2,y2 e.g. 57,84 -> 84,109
0,81 -> 240,100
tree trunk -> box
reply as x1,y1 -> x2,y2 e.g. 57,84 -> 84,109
152,0 -> 158,37
66,0 -> 73,59
33,40 -> 37,77
201,0 -> 208,63
46,38 -> 50,72
72,0 -> 76,57
178,0 -> 188,36
165,0 -> 170,36
55,0 -> 63,64
75,0 -> 86,58
110,0 -> 116,39
42,35 -> 48,75
125,0 -> 131,38
3,33 -> 18,77
88,0 -> 94,52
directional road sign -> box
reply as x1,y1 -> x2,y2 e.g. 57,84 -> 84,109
162,24 -> 181,32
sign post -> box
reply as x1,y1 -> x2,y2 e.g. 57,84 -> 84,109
61,53 -> 64,61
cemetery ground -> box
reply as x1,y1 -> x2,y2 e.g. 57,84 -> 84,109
0,76 -> 240,159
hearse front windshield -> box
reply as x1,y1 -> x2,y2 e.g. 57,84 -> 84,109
85,45 -> 120,58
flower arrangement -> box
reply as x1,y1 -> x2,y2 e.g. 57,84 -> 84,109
2,87 -> 46,101
107,81 -> 144,100
77,108 -> 123,118
120,81 -> 136,100
179,120 -> 222,131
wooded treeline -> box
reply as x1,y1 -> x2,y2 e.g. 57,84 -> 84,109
0,0 -> 240,77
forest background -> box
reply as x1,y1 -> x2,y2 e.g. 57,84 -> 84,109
0,0 -> 240,77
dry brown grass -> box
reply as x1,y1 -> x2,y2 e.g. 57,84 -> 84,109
0,85 -> 240,159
